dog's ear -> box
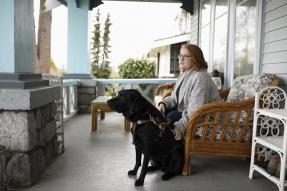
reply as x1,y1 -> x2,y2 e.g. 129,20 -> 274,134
125,90 -> 152,121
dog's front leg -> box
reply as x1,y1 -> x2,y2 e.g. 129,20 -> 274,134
135,150 -> 150,186
128,147 -> 141,176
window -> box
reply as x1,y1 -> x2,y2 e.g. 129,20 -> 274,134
200,0 -> 211,65
170,42 -> 185,77
200,0 -> 228,84
213,0 -> 228,77
199,0 -> 258,87
234,0 -> 257,79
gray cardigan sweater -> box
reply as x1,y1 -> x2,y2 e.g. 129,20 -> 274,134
162,69 -> 221,133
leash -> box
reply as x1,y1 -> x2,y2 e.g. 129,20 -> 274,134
147,112 -> 166,138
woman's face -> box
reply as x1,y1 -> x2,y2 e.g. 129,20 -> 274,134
178,47 -> 193,72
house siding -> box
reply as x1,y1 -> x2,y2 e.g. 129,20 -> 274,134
262,0 -> 287,90
189,0 -> 199,45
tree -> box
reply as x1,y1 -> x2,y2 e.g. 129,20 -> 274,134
91,11 -> 112,79
35,0 -> 52,74
91,9 -> 101,76
102,13 -> 111,69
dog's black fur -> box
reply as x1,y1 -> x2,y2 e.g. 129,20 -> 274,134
107,89 -> 183,186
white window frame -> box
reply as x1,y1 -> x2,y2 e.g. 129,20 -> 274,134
199,0 -> 263,88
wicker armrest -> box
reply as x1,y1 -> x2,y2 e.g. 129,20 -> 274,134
185,97 -> 255,142
155,83 -> 175,98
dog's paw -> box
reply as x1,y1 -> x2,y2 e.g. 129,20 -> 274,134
128,170 -> 137,176
135,179 -> 144,186
161,173 -> 175,181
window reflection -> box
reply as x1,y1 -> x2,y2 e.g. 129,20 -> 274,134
200,0 -> 211,65
215,0 -> 228,18
201,26 -> 210,65
213,0 -> 228,84
234,0 -> 256,78
201,0 -> 211,27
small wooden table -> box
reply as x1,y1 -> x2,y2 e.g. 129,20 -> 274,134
91,96 -> 130,132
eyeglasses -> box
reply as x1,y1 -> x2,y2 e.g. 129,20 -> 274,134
178,54 -> 191,59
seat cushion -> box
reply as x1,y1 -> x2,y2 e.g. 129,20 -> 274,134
227,73 -> 275,102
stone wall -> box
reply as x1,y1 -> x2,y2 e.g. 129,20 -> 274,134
77,81 -> 97,113
0,145 -> 6,191
0,103 -> 58,188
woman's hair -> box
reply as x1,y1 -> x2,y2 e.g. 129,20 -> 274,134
181,44 -> 208,71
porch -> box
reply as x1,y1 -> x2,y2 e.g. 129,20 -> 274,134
0,0 -> 286,190
21,113 -> 277,191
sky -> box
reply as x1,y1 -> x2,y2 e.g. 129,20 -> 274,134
34,1 -> 182,71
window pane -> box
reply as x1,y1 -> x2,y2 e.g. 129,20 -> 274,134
215,0 -> 228,18
201,0 -> 211,27
213,0 -> 228,84
200,0 -> 211,65
200,25 -> 210,64
234,0 -> 257,79
170,43 -> 183,77
213,13 -> 228,76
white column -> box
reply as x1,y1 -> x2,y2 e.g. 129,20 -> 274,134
66,0 -> 91,76
0,0 -> 35,73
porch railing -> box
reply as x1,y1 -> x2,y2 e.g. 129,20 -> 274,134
62,79 -> 78,120
46,77 -> 176,121
96,78 -> 177,103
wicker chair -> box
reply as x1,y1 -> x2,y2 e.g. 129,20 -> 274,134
182,74 -> 279,175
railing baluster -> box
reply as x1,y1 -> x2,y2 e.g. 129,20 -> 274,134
95,78 -> 176,101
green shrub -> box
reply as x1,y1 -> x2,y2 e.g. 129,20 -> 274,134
118,58 -> 156,79
92,66 -> 111,79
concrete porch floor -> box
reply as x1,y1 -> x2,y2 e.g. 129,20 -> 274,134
21,113 -> 277,191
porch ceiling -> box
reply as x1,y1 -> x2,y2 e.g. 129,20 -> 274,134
56,0 -> 193,13
102,0 -> 193,14
102,0 -> 179,3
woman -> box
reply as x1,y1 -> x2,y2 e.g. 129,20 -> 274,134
157,44 -> 221,140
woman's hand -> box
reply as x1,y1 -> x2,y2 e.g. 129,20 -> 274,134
173,127 -> 182,140
157,102 -> 166,113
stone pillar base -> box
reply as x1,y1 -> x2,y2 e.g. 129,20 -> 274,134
0,85 -> 61,188
0,73 -> 48,89
6,137 -> 58,188
77,80 -> 97,113
0,145 -> 6,191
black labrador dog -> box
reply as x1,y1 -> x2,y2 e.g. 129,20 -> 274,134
107,89 -> 183,186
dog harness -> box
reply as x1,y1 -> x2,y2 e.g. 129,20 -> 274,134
133,110 -> 167,138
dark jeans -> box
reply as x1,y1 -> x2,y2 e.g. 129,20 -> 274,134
165,107 -> 182,124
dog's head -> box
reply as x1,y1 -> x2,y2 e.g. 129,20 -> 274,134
107,89 -> 164,123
